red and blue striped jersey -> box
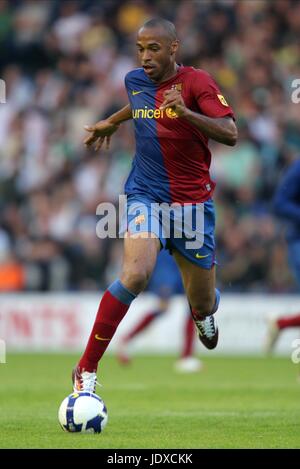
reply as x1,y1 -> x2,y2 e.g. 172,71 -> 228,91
124,65 -> 234,204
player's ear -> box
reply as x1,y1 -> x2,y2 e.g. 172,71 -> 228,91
170,40 -> 179,56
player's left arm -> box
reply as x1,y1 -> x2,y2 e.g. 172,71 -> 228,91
160,89 -> 237,146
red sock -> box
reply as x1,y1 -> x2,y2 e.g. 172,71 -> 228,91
124,311 -> 161,342
78,290 -> 130,372
181,314 -> 195,358
277,314 -> 300,330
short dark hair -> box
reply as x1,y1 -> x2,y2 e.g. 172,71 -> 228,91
141,18 -> 177,41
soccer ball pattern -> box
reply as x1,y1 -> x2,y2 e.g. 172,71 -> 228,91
58,392 -> 108,433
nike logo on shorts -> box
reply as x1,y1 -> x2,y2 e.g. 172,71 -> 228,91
195,253 -> 209,259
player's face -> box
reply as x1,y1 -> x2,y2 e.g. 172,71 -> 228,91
136,27 -> 178,82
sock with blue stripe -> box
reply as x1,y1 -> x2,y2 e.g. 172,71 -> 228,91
79,280 -> 136,372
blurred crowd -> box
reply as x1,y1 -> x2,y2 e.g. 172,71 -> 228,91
0,0 -> 299,292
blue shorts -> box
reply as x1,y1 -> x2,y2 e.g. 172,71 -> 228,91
147,249 -> 184,298
121,194 -> 216,269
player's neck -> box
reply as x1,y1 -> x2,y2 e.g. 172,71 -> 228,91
155,63 -> 179,84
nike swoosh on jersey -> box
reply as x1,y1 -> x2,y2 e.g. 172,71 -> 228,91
195,253 -> 209,259
95,334 -> 110,341
132,90 -> 143,95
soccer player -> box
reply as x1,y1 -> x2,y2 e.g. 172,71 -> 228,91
265,158 -> 300,352
117,249 -> 203,373
73,18 -> 237,392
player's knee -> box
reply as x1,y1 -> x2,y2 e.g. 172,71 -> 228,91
121,268 -> 151,294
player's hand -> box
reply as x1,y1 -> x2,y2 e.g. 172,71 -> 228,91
83,120 -> 119,151
159,89 -> 187,117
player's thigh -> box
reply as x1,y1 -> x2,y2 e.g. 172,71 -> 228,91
120,233 -> 161,293
173,249 -> 216,312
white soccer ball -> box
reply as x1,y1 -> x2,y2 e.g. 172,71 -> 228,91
58,392 -> 108,433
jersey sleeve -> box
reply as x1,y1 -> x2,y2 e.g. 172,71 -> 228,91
191,70 -> 235,120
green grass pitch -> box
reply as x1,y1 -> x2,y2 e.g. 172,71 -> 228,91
0,354 -> 300,448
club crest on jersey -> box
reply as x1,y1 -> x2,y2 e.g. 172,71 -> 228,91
134,214 -> 146,225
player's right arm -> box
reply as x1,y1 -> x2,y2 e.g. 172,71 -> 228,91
84,104 -> 132,151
